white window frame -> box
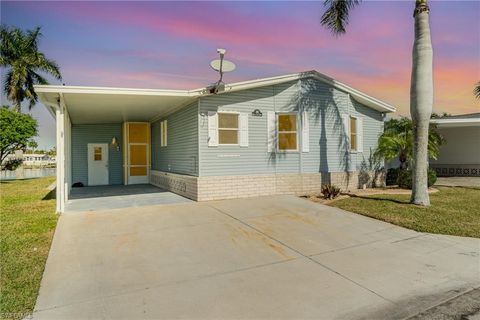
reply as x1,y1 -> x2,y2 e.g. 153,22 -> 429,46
218,111 -> 240,146
349,115 -> 358,153
276,112 -> 299,152
160,120 -> 167,147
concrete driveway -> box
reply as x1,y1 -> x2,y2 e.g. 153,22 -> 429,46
33,195 -> 480,319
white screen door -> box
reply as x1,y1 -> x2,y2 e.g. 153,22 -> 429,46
87,143 -> 109,186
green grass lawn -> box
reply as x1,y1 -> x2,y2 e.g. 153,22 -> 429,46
0,177 -> 58,320
329,186 -> 480,238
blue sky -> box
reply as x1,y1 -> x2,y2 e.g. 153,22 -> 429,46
1,1 -> 479,149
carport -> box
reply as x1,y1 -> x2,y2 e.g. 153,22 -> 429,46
35,85 -> 201,213
66,184 -> 192,212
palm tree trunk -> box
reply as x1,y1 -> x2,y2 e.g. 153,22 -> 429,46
410,0 -> 433,206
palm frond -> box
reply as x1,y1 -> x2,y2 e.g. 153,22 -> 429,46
320,0 -> 361,35
474,82 -> 480,99
0,25 -> 62,109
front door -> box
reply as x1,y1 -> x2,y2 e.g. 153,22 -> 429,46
123,122 -> 150,184
87,143 -> 109,186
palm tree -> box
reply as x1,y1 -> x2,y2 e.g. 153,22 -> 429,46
375,118 -> 445,170
0,25 -> 62,112
321,0 -> 434,205
475,82 -> 480,99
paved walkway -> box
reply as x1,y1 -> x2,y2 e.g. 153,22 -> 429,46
435,177 -> 480,188
34,195 -> 480,319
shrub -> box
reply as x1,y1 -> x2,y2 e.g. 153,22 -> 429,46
2,158 -> 23,171
386,168 -> 400,186
321,184 -> 341,200
397,168 -> 437,189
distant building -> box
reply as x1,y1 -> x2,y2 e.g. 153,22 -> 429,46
430,113 -> 480,177
1,150 -> 56,167
23,153 -> 56,166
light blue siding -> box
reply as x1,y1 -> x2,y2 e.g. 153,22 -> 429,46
198,78 -> 384,176
71,124 -> 123,185
151,102 -> 198,175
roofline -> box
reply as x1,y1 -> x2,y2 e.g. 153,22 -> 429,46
203,71 -> 396,113
430,117 -> 480,127
34,85 -> 197,97
34,70 -> 396,113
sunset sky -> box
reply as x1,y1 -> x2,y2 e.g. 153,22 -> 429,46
1,1 -> 479,149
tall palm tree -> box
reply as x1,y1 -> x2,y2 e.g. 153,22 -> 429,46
475,82 -> 480,99
321,0 -> 434,205
0,25 -> 62,111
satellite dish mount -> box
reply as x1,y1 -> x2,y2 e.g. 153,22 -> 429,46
209,48 -> 236,94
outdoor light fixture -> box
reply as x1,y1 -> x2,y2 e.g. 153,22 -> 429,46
111,136 -> 120,151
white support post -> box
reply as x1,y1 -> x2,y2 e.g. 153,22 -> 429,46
55,94 -> 68,213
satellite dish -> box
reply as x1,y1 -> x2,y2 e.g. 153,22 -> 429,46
210,59 -> 236,73
208,48 -> 236,94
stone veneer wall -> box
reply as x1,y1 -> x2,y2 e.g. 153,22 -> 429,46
150,170 -> 386,201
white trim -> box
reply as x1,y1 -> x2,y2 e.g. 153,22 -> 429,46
430,118 -> 480,128
356,117 -> 363,152
34,85 -> 195,97
301,111 -> 309,153
239,112 -> 249,147
207,111 -> 218,147
160,120 -> 168,147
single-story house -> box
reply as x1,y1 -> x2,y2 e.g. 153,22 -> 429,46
430,113 -> 480,177
35,70 -> 396,212
23,153 -> 56,166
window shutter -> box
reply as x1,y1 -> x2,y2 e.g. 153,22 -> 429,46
267,111 -> 275,152
342,114 -> 350,151
160,121 -> 164,147
163,120 -> 168,147
207,111 -> 218,147
301,111 -> 309,152
239,113 -> 249,147
357,117 -> 363,152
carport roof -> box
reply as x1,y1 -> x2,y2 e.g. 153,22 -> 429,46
430,113 -> 480,128
35,70 -> 396,124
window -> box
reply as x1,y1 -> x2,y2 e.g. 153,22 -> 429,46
94,147 -> 102,161
160,120 -> 167,147
277,113 -> 297,151
218,113 -> 239,145
350,116 -> 357,151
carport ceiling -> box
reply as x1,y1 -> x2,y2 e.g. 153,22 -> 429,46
63,93 -> 196,124
35,86 -> 199,124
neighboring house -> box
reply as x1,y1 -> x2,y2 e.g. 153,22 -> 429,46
430,113 -> 480,177
23,153 -> 56,166
35,70 -> 395,212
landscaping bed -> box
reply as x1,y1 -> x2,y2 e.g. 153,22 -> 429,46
307,186 -> 479,238
0,177 -> 58,320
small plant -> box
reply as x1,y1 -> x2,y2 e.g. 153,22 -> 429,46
397,168 -> 437,189
321,184 -> 341,200
386,168 -> 401,186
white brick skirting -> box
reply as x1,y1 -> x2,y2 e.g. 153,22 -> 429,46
150,170 -> 385,201
150,170 -> 198,200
